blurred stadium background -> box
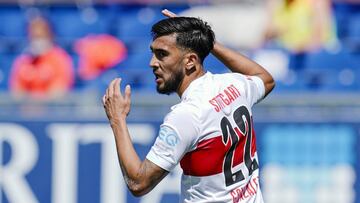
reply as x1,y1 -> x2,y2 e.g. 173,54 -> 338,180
0,0 -> 359,203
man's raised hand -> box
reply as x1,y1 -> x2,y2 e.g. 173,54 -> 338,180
162,9 -> 178,18
103,78 -> 131,124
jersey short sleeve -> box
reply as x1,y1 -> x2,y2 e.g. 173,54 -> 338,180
146,106 -> 199,171
232,73 -> 265,107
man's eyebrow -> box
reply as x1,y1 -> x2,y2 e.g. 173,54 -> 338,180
150,46 -> 167,53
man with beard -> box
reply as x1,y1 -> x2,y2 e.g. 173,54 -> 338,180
103,9 -> 275,203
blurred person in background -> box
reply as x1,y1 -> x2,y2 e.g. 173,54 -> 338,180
264,0 -> 337,70
103,9 -> 274,202
9,15 -> 75,100
74,33 -> 127,81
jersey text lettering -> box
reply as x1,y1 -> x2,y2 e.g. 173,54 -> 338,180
230,176 -> 259,203
209,84 -> 241,112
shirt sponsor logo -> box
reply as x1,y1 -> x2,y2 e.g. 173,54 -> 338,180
158,126 -> 179,147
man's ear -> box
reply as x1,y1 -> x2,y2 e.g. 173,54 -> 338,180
184,53 -> 199,71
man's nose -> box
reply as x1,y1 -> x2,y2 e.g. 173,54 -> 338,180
149,54 -> 157,69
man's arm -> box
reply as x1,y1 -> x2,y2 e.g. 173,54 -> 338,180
161,9 -> 275,97
211,43 -> 275,96
103,78 -> 168,197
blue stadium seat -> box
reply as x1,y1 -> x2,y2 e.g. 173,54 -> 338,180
120,51 -> 151,70
347,14 -> 360,52
304,50 -> 348,70
49,7 -> 112,40
0,7 -> 27,55
204,54 -> 228,74
75,50 -> 155,92
349,14 -> 360,38
119,51 -> 155,90
0,54 -> 17,90
0,7 -> 27,38
116,6 -> 163,41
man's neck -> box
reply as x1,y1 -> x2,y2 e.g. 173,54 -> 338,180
177,67 -> 206,97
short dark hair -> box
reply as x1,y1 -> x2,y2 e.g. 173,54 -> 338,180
151,17 -> 215,63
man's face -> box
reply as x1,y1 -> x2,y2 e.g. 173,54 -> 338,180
150,34 -> 186,95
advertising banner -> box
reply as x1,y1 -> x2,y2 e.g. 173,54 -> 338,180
1,120 -> 358,203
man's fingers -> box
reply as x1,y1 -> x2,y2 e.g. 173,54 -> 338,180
102,94 -> 106,105
114,78 -> 122,96
162,9 -> 177,18
163,9 -> 177,17
106,84 -> 110,97
108,78 -> 118,96
125,84 -> 131,102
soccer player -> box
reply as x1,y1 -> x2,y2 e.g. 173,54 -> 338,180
102,9 -> 275,203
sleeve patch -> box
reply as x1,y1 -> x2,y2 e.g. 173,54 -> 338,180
158,126 -> 180,147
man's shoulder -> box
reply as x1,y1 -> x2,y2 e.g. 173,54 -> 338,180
171,100 -> 201,114
208,72 -> 248,85
165,97 -> 205,122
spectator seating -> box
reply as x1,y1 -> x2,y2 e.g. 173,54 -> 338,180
0,4 -> 358,93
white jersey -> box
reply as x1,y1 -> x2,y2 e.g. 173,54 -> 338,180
147,71 -> 265,203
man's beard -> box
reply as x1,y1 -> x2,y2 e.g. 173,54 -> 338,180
157,68 -> 184,95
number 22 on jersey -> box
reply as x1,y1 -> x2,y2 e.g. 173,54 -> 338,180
220,106 -> 259,187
